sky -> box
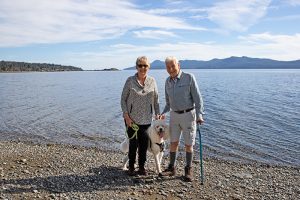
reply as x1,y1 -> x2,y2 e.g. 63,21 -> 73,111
0,0 -> 300,70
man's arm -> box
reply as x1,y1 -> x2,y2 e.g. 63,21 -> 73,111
190,74 -> 204,123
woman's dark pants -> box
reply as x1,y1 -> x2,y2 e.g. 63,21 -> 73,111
127,124 -> 150,169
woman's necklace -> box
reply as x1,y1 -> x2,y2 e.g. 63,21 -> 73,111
137,76 -> 146,86
138,79 -> 145,86
137,77 -> 146,93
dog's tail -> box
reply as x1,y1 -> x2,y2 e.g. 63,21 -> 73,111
120,139 -> 129,153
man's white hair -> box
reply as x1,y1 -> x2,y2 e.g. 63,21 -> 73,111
165,56 -> 179,64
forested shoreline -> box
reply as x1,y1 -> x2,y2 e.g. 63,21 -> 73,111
0,61 -> 83,72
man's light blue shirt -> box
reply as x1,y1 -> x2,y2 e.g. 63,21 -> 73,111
162,70 -> 204,119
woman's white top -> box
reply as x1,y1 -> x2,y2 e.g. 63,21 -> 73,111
121,73 -> 160,125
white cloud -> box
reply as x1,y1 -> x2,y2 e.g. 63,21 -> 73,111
189,14 -> 208,20
0,0 -> 200,47
164,0 -> 184,5
148,8 -> 207,15
238,32 -> 300,43
63,33 -> 300,69
148,8 -> 183,15
286,0 -> 300,6
265,14 -> 300,21
133,30 -> 177,39
110,44 -> 137,49
149,1 -> 271,32
207,0 -> 271,32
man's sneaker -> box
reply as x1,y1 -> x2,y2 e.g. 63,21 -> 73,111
184,166 -> 193,182
127,167 -> 136,176
162,165 -> 176,176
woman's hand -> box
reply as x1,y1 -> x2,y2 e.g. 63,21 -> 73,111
123,113 -> 133,127
155,114 -> 165,120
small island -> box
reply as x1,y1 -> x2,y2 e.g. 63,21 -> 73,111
0,61 -> 83,72
100,68 -> 120,71
85,68 -> 120,71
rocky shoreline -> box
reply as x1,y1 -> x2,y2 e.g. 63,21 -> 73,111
1,141 -> 299,200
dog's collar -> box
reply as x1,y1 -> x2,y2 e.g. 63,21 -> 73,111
155,142 -> 165,152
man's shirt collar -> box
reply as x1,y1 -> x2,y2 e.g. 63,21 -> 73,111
170,70 -> 182,82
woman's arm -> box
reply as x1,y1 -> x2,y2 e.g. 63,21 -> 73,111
121,77 -> 134,127
120,77 -> 131,114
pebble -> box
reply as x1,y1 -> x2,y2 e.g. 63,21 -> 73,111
160,191 -> 167,196
233,173 -> 253,179
246,187 -> 254,190
1,141 -> 299,200
217,181 -> 224,188
231,194 -> 242,200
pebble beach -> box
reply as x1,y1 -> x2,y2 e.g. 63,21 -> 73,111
1,141 -> 299,200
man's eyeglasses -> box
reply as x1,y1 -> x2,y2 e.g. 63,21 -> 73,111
137,64 -> 149,68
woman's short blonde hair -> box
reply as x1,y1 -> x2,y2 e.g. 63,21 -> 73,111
136,56 -> 150,67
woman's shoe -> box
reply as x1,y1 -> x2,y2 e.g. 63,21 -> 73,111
138,167 -> 147,176
127,167 -> 136,176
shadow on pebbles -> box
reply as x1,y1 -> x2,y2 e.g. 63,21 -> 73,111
0,141 -> 299,199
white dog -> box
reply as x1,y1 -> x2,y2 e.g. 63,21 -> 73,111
120,119 -> 169,176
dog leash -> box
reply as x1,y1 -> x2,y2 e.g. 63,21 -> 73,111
125,123 -> 139,140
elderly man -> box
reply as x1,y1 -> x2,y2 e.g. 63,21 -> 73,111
161,56 -> 204,182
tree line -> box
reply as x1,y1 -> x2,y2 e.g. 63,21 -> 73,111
0,61 -> 83,72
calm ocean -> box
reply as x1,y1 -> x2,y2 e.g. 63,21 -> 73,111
0,69 -> 299,166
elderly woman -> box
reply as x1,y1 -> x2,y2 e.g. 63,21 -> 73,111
121,56 -> 160,176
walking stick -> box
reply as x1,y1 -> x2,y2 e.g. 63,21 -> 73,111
197,124 -> 204,185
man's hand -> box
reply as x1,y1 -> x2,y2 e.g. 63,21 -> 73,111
123,113 -> 133,127
196,116 -> 204,125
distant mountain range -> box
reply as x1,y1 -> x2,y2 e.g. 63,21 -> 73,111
0,61 -> 83,72
124,56 -> 300,70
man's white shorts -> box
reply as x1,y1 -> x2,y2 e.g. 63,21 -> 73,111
169,109 -> 197,146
